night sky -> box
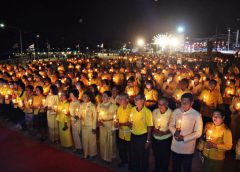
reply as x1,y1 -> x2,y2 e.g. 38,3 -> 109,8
0,0 -> 239,55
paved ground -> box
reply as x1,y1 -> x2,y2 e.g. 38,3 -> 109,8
0,117 -> 237,172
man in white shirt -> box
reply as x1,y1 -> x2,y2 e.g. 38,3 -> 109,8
169,93 -> 203,172
152,97 -> 172,172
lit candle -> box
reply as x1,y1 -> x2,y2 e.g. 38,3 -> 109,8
207,130 -> 213,141
63,109 -> 67,114
157,118 -> 161,129
58,92 -> 62,97
5,95 -> 9,100
113,114 -> 117,123
203,95 -> 207,102
12,99 -> 16,104
42,99 -> 46,106
28,99 -> 32,105
129,113 -> 133,123
176,119 -> 182,131
236,102 -> 240,110
98,111 -> 103,121
176,94 -> 180,101
54,105 -> 57,112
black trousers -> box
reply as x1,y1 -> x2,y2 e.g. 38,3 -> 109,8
118,138 -> 130,164
172,151 -> 194,172
130,133 -> 149,172
152,137 -> 172,172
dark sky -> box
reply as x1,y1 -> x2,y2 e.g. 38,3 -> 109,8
0,0 -> 239,54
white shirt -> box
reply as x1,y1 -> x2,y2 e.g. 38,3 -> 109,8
152,108 -> 172,140
169,108 -> 203,154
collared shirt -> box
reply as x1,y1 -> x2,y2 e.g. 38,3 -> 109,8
69,100 -> 81,121
169,108 -> 203,154
198,123 -> 232,160
152,108 -> 172,140
116,104 -> 132,141
131,106 -> 153,135
56,100 -> 70,122
80,102 -> 97,129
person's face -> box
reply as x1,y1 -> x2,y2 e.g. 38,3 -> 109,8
102,93 -> 110,103
61,94 -> 67,101
36,88 -> 41,95
212,112 -> 224,126
82,94 -> 90,103
119,97 -> 128,106
194,77 -> 199,83
158,100 -> 168,113
134,98 -> 144,108
70,93 -> 76,101
181,98 -> 193,112
209,83 -> 216,91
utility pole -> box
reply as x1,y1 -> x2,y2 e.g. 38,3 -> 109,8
227,28 -> 231,51
236,29 -> 239,48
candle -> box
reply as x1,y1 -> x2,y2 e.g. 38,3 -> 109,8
42,99 -> 46,106
236,102 -> 240,110
176,94 -> 180,101
113,114 -> 117,123
176,119 -> 182,131
28,99 -> 32,105
129,113 -> 133,122
203,95 -> 207,102
58,92 -> 62,97
99,111 -> 103,121
63,109 -> 67,114
5,95 -> 9,100
12,99 -> 16,104
54,105 -> 57,112
19,100 -> 23,107
157,118 -> 161,129
207,130 -> 213,141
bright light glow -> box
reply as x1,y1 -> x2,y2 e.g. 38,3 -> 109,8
0,23 -> 5,28
177,26 -> 184,33
153,34 -> 182,51
137,38 -> 145,46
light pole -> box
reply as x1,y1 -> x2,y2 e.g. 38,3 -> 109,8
227,28 -> 231,51
177,26 -> 185,52
0,23 -> 23,55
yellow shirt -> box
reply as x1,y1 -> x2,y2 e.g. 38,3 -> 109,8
32,95 -> 45,115
198,123 -> 232,160
125,86 -> 140,97
116,104 -> 132,141
56,100 -> 70,122
113,73 -> 124,85
199,89 -> 223,107
144,89 -> 158,102
79,102 -> 97,129
131,106 -> 153,135
43,84 -> 51,95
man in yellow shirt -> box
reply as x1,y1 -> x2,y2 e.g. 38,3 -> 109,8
115,93 -> 132,167
130,93 -> 153,172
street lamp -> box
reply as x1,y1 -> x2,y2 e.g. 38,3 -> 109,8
137,38 -> 145,47
177,26 -> 185,33
0,23 -> 23,55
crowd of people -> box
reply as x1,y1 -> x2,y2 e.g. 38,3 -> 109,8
0,54 -> 239,172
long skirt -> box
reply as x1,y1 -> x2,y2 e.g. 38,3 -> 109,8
59,121 -> 73,147
47,112 -> 59,142
99,121 -> 117,162
71,120 -> 82,149
82,126 -> 97,158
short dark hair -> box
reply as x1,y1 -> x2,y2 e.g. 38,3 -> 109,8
70,89 -> 79,98
181,93 -> 194,102
103,90 -> 112,97
209,79 -> 217,86
36,86 -> 43,94
50,85 -> 58,95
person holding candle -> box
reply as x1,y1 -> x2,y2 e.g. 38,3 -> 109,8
45,85 -> 60,143
197,109 -> 232,172
43,77 -> 51,96
199,79 -> 223,125
144,80 -> 158,110
69,89 -> 82,154
223,79 -> 236,104
23,85 -> 34,131
32,86 -> 45,136
161,74 -> 177,98
89,84 -> 102,104
97,91 -> 118,162
115,93 -> 132,168
130,93 -> 153,172
79,90 -> 97,159
56,91 -> 72,148
125,77 -> 140,104
152,97 -> 172,172
169,93 -> 203,172
173,78 -> 192,105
